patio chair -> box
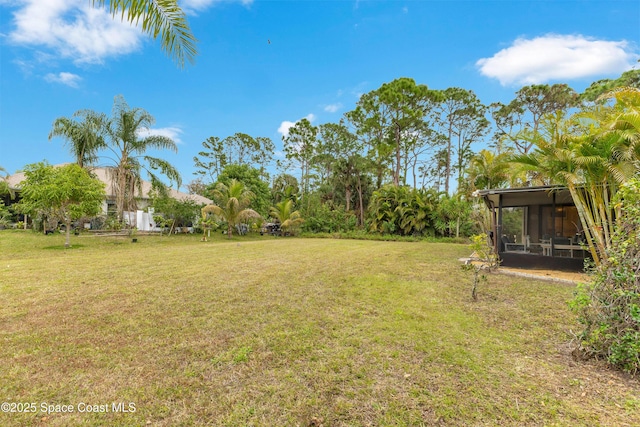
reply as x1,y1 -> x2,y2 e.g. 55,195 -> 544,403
503,235 -> 528,252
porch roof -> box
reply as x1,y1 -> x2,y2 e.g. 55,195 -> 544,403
474,186 -> 573,208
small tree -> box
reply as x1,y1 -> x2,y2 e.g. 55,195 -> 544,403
433,194 -> 473,238
152,193 -> 202,232
214,164 -> 272,217
201,180 -> 260,239
270,199 -> 304,236
17,163 -> 105,248
461,233 -> 500,301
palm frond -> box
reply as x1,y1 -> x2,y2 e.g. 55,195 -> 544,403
144,156 -> 181,187
91,0 -> 197,68
238,209 -> 262,222
202,204 -> 222,217
140,135 -> 179,153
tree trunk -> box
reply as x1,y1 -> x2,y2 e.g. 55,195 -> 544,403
117,167 -> 125,222
394,125 -> 401,186
456,133 -> 463,191
356,174 -> 364,227
445,122 -> 452,194
65,219 -> 71,248
411,157 -> 418,189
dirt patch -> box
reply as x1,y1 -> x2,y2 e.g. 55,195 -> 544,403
497,266 -> 587,284
459,257 -> 588,284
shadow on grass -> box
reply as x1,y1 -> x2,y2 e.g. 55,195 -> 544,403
43,244 -> 86,250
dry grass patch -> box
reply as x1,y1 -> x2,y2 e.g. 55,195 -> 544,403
0,231 -> 638,426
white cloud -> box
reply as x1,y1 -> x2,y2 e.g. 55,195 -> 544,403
277,114 -> 316,137
6,0 -> 144,64
323,103 -> 343,113
476,34 -> 637,86
137,127 -> 184,144
5,0 -> 254,64
277,121 -> 296,137
44,71 -> 81,88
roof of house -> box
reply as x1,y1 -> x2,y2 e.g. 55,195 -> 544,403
474,185 -> 573,208
6,165 -> 212,205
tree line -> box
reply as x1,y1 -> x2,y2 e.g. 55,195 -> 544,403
188,70 -> 639,240
2,70 -> 638,242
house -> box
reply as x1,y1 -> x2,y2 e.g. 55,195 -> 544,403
3,166 -> 212,231
475,186 -> 588,272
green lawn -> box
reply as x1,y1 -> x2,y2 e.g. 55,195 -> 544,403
1,230 -> 638,426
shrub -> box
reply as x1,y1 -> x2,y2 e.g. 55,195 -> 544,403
570,179 -> 640,374
368,185 -> 437,236
0,201 -> 12,228
432,194 -> 474,238
302,200 -> 357,233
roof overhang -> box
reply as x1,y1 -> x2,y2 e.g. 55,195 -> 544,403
474,186 -> 573,208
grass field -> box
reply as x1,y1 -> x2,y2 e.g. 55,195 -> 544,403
1,230 -> 639,426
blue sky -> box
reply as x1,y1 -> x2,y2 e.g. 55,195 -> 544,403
1,0 -> 638,190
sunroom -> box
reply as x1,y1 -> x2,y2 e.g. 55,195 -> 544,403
476,186 -> 589,272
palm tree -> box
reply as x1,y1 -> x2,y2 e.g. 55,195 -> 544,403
598,87 -> 640,170
48,110 -> 106,168
270,199 -> 304,236
511,94 -> 640,265
466,149 -> 513,191
103,95 -> 181,226
202,180 -> 260,239
91,0 -> 197,67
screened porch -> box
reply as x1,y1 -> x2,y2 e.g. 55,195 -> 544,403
477,186 -> 589,272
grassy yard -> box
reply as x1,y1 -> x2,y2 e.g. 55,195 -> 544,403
1,230 -> 638,426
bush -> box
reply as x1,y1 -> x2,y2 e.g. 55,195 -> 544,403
0,201 -> 13,229
368,185 -> 438,236
570,179 -> 640,374
302,199 -> 358,234
152,196 -> 202,228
